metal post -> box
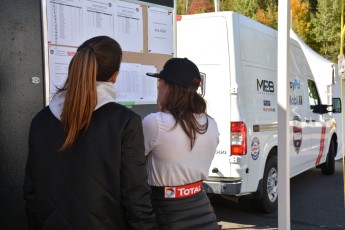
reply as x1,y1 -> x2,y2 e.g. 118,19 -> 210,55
339,0 -> 345,208
214,0 -> 220,12
41,0 -> 50,106
173,0 -> 177,57
341,0 -> 344,55
278,0 -> 291,229
185,0 -> 188,14
340,78 -> 345,208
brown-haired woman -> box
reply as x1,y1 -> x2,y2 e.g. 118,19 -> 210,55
143,58 -> 220,229
23,36 -> 156,230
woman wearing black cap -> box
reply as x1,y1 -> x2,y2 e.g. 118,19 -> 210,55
143,57 -> 220,230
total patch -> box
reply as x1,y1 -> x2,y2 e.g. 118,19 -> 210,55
251,137 -> 260,160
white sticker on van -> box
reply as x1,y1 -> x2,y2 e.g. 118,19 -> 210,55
251,137 -> 260,160
263,100 -> 271,106
197,72 -> 206,97
292,116 -> 302,153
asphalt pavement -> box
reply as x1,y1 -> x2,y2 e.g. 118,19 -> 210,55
211,160 -> 345,229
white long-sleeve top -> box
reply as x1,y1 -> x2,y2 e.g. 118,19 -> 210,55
142,111 -> 219,187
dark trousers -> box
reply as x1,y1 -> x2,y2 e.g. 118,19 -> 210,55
151,190 -> 219,230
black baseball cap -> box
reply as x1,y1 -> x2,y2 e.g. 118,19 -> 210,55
146,58 -> 201,90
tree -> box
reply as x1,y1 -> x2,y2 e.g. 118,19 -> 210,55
219,0 -> 236,11
176,0 -> 342,61
176,0 -> 189,15
176,0 -> 214,15
308,0 -> 318,13
233,0 -> 259,19
311,0 -> 341,61
188,0 -> 214,14
291,0 -> 312,43
256,0 -> 278,29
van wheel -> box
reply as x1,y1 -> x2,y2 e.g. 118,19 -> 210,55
251,156 -> 278,213
321,140 -> 335,175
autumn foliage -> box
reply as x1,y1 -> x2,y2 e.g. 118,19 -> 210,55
187,0 -> 214,14
290,0 -> 311,42
176,0 -> 342,61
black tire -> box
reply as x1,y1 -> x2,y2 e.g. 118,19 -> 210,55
251,156 -> 278,213
321,140 -> 335,175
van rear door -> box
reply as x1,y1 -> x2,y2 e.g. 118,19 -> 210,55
177,14 -> 232,177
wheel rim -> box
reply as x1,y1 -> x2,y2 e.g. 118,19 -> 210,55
267,167 -> 278,203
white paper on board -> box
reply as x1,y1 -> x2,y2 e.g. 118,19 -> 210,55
147,6 -> 173,55
115,63 -> 157,103
115,63 -> 141,102
83,0 -> 114,41
114,1 -> 144,52
48,46 -> 77,100
47,0 -> 83,46
139,65 -> 158,104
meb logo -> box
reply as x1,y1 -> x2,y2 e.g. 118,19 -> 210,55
197,72 -> 206,97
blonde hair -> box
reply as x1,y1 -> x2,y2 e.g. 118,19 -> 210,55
59,36 -> 122,151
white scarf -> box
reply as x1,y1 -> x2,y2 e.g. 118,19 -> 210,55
49,81 -> 117,120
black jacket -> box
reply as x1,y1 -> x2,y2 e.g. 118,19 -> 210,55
23,103 -> 156,230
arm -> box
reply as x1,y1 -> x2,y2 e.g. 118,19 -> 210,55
142,114 -> 158,156
23,121 -> 38,230
121,115 -> 157,230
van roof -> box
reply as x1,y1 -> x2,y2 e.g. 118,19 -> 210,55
290,29 -> 335,86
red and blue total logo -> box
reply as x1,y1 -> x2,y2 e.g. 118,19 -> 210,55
164,182 -> 202,198
164,187 -> 176,198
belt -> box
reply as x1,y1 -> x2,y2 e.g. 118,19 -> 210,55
151,181 -> 203,199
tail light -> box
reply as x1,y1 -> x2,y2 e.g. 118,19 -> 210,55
231,122 -> 247,155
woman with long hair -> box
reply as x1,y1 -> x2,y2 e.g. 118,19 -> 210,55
23,36 -> 156,230
143,58 -> 220,229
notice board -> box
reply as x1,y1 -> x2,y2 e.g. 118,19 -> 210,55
41,0 -> 175,114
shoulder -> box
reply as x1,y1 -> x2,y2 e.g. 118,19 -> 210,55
33,106 -> 52,118
197,114 -> 217,125
29,106 -> 61,138
207,116 -> 217,125
142,111 -> 169,130
142,112 -> 158,128
97,102 -> 141,120
197,114 -> 219,132
31,106 -> 55,125
206,115 -> 219,134
143,111 -> 172,124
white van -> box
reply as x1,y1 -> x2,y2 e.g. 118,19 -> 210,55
290,30 -> 344,161
177,11 -> 339,213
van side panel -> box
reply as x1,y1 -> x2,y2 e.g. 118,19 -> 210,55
238,15 -> 279,192
289,44 -> 315,176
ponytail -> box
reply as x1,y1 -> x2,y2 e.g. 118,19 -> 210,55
57,36 -> 122,151
59,47 -> 98,151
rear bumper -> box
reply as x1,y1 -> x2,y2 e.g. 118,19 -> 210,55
203,179 -> 242,195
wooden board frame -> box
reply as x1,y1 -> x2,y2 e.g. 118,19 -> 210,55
41,0 -> 176,108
